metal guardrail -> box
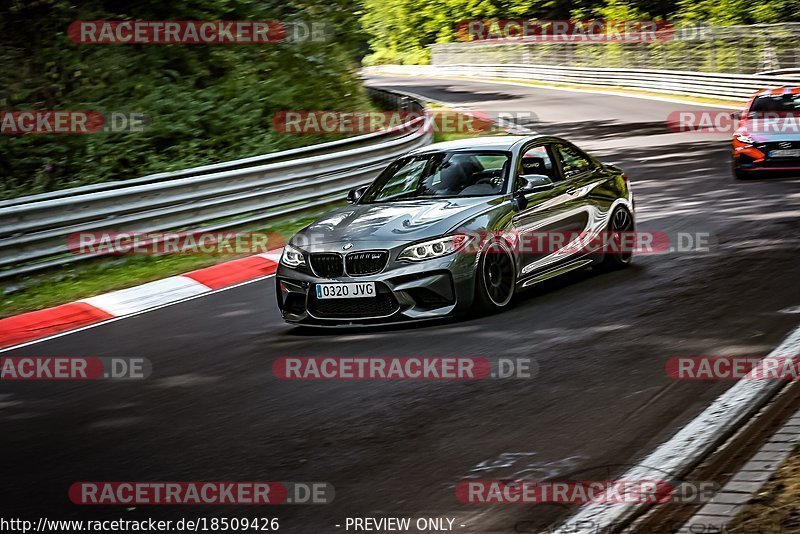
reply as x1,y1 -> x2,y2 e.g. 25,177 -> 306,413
365,64 -> 800,101
430,23 -> 800,74
0,88 -> 432,279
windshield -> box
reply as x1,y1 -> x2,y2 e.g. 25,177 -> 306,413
360,151 -> 510,203
750,93 -> 800,113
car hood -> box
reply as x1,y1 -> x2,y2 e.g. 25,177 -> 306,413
741,121 -> 800,143
292,197 -> 501,246
752,132 -> 800,143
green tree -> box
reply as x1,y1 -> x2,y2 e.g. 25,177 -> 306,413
0,0 -> 370,199
360,0 -> 800,65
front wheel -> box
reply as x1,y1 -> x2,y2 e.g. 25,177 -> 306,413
732,159 -> 752,180
475,239 -> 516,313
597,207 -> 634,271
733,167 -> 751,180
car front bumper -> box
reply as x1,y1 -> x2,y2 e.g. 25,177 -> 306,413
734,140 -> 800,173
276,249 -> 479,325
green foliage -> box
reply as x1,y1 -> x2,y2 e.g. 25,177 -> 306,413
676,0 -> 800,24
0,0 -> 370,199
4,0 -> 799,199
361,0 -> 800,65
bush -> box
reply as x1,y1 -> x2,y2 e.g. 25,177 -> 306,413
0,0 -> 370,199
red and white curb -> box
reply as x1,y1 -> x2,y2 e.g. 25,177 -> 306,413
0,250 -> 283,351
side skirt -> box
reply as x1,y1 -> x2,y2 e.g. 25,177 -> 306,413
519,258 -> 594,288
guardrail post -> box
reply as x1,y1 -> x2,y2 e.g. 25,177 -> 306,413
710,34 -> 716,72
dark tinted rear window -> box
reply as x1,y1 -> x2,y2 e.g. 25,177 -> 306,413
751,93 -> 800,112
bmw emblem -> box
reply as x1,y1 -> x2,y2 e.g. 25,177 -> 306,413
343,243 -> 354,250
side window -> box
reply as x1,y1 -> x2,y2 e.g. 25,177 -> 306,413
517,145 -> 556,189
555,144 -> 595,179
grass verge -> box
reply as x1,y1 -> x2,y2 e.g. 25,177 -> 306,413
0,206 -> 335,319
727,443 -> 800,533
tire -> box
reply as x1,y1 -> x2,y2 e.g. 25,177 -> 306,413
475,239 -> 516,314
597,207 -> 634,271
733,160 -> 752,180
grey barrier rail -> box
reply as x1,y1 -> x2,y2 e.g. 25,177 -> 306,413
429,23 -> 800,74
365,64 -> 800,101
0,87 -> 432,279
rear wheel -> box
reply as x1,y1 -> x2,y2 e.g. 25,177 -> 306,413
597,207 -> 634,271
475,240 -> 516,313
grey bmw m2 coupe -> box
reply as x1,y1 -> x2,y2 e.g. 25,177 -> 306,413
276,135 -> 634,325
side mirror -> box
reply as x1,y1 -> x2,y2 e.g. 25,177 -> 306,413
516,174 -> 554,193
347,186 -> 368,204
512,174 -> 553,211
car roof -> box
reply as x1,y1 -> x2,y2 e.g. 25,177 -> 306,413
754,86 -> 800,96
408,134 -> 551,154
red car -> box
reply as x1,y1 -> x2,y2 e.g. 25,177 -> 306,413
732,86 -> 800,179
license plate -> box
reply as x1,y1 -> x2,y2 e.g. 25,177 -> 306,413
315,282 -> 375,299
769,149 -> 800,158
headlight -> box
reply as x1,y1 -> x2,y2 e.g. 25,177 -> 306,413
397,234 -> 471,262
280,244 -> 306,268
734,132 -> 754,144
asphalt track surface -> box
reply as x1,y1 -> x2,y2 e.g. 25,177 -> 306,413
2,76 -> 800,533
